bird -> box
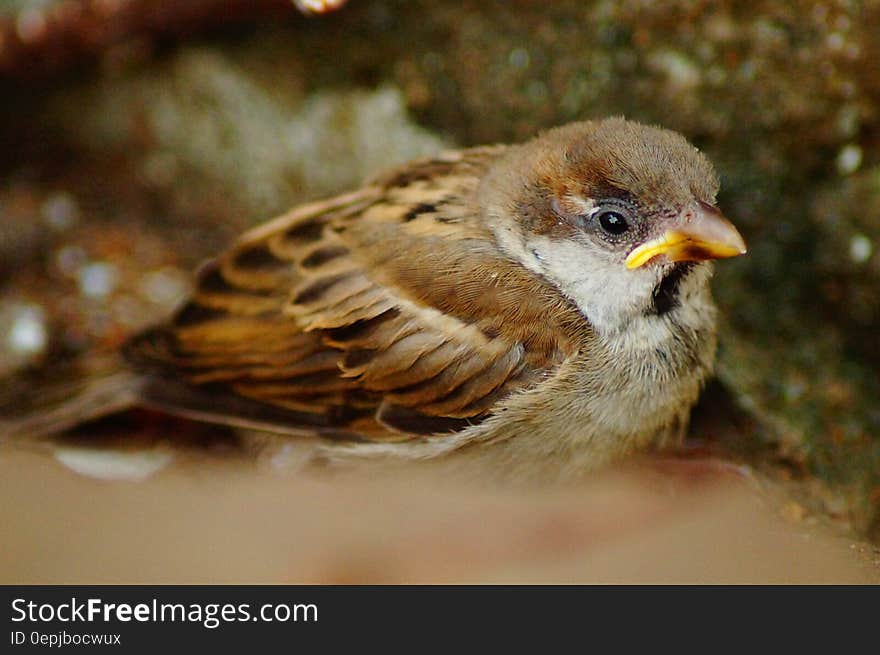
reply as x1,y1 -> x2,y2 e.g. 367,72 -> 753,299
1,117 -> 746,482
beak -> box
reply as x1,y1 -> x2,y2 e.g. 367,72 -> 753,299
625,201 -> 747,270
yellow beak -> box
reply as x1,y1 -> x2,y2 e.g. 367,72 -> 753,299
625,201 -> 747,270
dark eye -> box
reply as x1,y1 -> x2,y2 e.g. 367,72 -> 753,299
597,210 -> 629,235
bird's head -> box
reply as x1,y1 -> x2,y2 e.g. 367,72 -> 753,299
481,117 -> 746,334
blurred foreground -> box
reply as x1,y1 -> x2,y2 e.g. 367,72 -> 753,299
1,447 -> 877,583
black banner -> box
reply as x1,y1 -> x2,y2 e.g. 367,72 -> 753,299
1,586 -> 876,650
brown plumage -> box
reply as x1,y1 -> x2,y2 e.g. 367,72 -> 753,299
1,118 -> 746,481
126,146 -> 584,438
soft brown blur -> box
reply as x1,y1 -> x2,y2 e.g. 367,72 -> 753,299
1,449 -> 876,584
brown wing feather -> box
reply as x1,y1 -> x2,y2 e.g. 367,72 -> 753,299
125,147 -> 588,441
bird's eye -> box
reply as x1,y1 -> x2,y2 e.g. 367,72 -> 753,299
597,210 -> 629,236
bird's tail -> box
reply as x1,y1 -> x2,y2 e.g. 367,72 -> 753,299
0,353 -> 143,441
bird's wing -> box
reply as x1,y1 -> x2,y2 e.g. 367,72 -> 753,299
125,147 -> 587,441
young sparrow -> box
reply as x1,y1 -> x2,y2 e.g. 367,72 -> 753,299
3,118 -> 745,481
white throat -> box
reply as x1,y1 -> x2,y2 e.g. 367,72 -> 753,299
493,226 -> 716,346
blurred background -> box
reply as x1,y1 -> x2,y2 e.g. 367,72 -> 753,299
0,0 -> 879,582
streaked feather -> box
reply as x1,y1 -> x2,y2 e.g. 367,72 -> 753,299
124,147 -> 587,441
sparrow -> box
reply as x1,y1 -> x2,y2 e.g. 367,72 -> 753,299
1,118 -> 746,481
